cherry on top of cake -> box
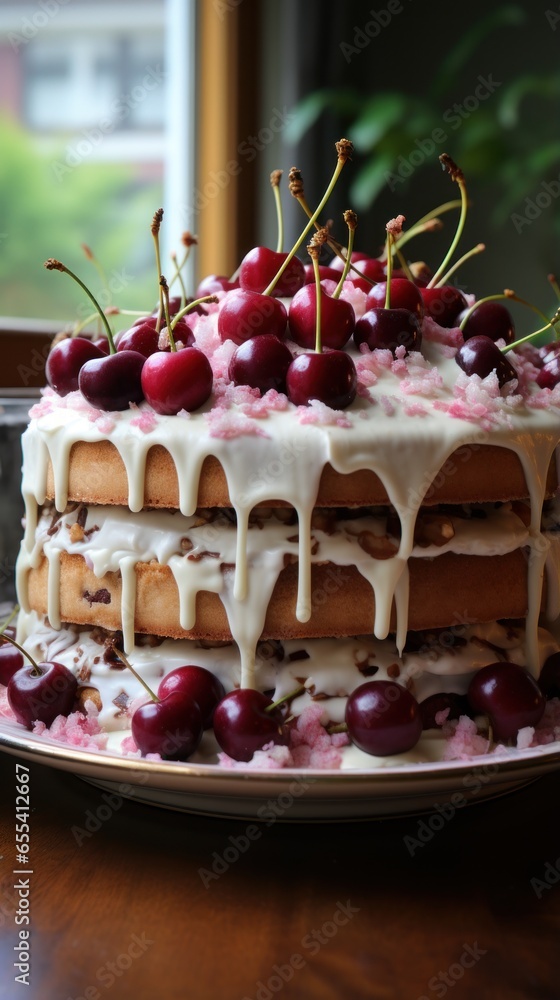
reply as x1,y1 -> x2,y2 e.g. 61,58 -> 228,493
42,143 -> 560,418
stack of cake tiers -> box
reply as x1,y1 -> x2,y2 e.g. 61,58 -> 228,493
13,149 -> 560,765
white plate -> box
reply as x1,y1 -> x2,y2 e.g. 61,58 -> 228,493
1,715 -> 560,820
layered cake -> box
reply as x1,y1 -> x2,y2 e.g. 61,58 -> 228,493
7,146 -> 560,767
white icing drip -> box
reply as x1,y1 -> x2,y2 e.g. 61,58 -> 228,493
118,438 -> 150,513
394,567 -> 410,655
233,504 -> 249,602
46,548 -> 61,629
295,503 -> 312,622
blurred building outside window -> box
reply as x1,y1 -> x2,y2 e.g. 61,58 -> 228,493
0,0 -> 195,328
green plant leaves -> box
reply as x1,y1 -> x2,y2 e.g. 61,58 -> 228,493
347,94 -> 408,151
284,88 -> 361,145
350,153 -> 395,209
498,73 -> 560,127
430,4 -> 526,101
285,2 -> 560,237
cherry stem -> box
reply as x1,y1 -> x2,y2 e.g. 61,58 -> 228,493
291,185 -> 376,286
110,309 -> 150,317
459,293 -> 509,331
170,250 -> 188,308
71,311 -> 102,337
548,274 -> 560,302
398,198 -> 462,245
44,260 -> 116,353
436,243 -> 485,288
160,276 -> 176,351
428,157 -> 468,287
333,219 -> 356,299
504,290 -> 556,330
384,233 -> 394,309
271,170 -> 284,254
502,304 -> 560,353
263,141 -> 353,296
265,684 -> 306,713
394,246 -> 414,282
310,250 -> 323,354
82,243 -> 111,301
327,722 -> 349,735
170,294 -> 219,332
151,209 -> 164,332
114,649 -> 159,702
0,631 -> 40,675
394,218 -> 443,252
0,605 -> 19,635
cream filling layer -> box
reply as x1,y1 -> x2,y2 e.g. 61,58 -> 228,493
18,502 -> 532,653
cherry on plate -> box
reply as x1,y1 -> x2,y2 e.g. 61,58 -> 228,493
8,661 -> 78,729
345,680 -> 422,756
158,665 -> 225,729
213,689 -> 286,762
132,691 -> 203,760
467,662 -> 545,741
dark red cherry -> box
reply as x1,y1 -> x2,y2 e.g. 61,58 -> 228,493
0,646 -> 24,687
46,338 -> 107,396
421,285 -> 467,327
345,680 -> 422,756
329,250 -> 370,273
288,285 -> 355,350
149,296 -> 183,320
303,264 -> 343,285
160,318 -> 196,347
538,652 -> 560,699
384,267 -> 407,281
537,356 -> 560,389
239,247 -> 305,297
117,322 -> 162,358
366,279 -> 424,320
419,692 -> 471,730
78,351 -> 146,411
131,691 -> 203,760
455,335 -> 517,388
158,666 -> 226,729
467,662 -> 545,740
345,257 -> 385,291
458,302 -> 515,346
7,661 -> 78,729
91,337 -> 110,354
133,314 -> 158,328
218,289 -> 287,346
196,274 -> 239,297
286,350 -> 357,409
229,334 -> 293,394
167,295 -> 183,317
354,307 -> 421,355
213,689 -> 286,762
141,347 -> 213,415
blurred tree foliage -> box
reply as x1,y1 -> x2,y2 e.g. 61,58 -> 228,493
0,118 -> 162,323
286,6 -> 560,226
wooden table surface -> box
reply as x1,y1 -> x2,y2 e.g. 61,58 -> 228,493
0,752 -> 559,1000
